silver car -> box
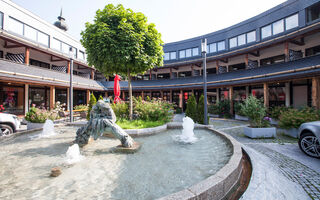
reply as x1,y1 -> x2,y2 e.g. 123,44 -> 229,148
298,121 -> 320,159
0,113 -> 21,136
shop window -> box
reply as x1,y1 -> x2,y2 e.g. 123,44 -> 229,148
306,2 -> 320,23
73,90 -> 86,107
0,85 -> 25,115
269,83 -> 286,107
186,49 -> 192,57
208,43 -> 217,53
246,31 -> 256,43
55,89 -> 67,110
29,87 -> 49,110
37,31 -> 49,47
192,47 -> 199,56
164,52 -> 170,61
285,14 -> 298,30
261,25 -> 272,39
51,38 -> 61,51
24,25 -> 37,41
272,19 -> 284,35
179,50 -> 186,59
170,52 -> 176,59
229,63 -> 246,71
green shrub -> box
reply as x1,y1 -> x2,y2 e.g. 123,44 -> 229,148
175,107 -> 182,114
234,102 -> 245,116
267,106 -> 289,120
74,104 -> 88,111
111,101 -> 129,119
208,104 -> 219,115
134,98 -> 173,121
185,95 -> 197,122
241,96 -> 269,128
87,93 -> 97,120
279,107 -> 320,129
99,95 -> 104,101
218,100 -> 231,118
197,95 -> 205,124
25,107 -> 59,123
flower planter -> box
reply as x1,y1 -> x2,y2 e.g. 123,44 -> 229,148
210,114 -> 219,118
244,127 -> 276,138
27,122 -> 44,130
280,128 -> 299,138
235,114 -> 249,121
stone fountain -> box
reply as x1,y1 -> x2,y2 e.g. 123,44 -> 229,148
75,100 -> 139,152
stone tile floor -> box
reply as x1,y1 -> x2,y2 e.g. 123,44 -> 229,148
210,118 -> 320,200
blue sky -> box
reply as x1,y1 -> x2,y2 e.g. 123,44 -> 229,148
12,0 -> 286,43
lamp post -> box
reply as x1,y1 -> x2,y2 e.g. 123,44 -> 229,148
201,38 -> 208,125
69,47 -> 74,122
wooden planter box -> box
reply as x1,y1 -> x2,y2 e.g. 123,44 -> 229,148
235,114 -> 249,121
244,127 -> 276,138
27,122 -> 44,130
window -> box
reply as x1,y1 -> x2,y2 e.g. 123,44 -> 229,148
217,41 -> 225,51
209,43 -> 216,53
272,19 -> 284,35
8,17 -> 23,35
79,51 -> 85,60
285,14 -> 298,30
246,31 -> 256,43
170,52 -> 176,59
164,52 -> 170,61
229,37 -> 237,49
186,49 -> 192,57
24,25 -> 37,41
306,2 -> 320,23
192,47 -> 199,56
61,42 -> 69,54
0,12 -> 3,29
179,50 -> 186,58
261,25 -> 272,39
51,38 -> 61,50
37,31 -> 49,46
237,34 -> 246,46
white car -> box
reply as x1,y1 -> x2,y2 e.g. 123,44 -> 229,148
0,113 -> 21,136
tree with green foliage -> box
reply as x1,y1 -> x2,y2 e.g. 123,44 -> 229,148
87,93 -> 97,120
81,4 -> 164,120
99,95 -> 104,101
185,94 -> 197,122
197,95 -> 205,124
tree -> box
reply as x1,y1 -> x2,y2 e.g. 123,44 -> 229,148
185,94 -> 197,122
99,95 -> 104,101
81,4 -> 163,120
87,93 -> 97,120
197,95 -> 205,124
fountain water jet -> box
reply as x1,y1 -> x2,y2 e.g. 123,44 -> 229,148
173,116 -> 198,144
29,119 -> 56,139
65,144 -> 84,164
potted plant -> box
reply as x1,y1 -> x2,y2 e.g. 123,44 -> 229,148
25,107 -> 59,130
241,96 -> 276,138
278,107 -> 319,138
208,103 -> 219,118
234,102 -> 248,121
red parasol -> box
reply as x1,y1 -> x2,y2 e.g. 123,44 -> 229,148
114,75 -> 121,103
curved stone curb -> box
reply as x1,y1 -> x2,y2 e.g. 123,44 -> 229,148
158,128 -> 243,200
125,124 -> 167,137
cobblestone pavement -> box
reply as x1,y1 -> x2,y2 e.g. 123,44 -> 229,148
210,119 -> 320,200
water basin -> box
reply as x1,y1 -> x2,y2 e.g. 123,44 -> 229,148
0,125 -> 233,200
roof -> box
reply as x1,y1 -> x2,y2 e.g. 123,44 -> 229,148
104,54 -> 320,91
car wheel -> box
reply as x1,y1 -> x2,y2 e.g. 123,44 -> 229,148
0,124 -> 14,136
299,132 -> 320,159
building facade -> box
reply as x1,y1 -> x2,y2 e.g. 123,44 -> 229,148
0,0 -> 320,116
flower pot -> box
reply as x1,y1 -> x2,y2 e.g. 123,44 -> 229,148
281,128 -> 299,138
235,114 -> 249,121
244,127 -> 276,138
27,122 -> 44,130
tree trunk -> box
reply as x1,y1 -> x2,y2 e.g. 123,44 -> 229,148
128,69 -> 133,120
